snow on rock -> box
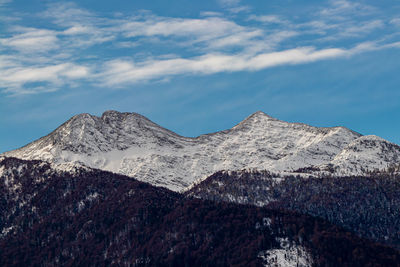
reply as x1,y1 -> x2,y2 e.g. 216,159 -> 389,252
258,237 -> 313,267
320,135 -> 400,175
0,165 -> 4,178
77,192 -> 100,212
2,110 -> 399,191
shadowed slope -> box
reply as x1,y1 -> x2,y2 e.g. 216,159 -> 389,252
1,157 -> 399,266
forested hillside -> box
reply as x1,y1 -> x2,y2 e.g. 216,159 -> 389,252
187,170 -> 400,249
1,157 -> 399,266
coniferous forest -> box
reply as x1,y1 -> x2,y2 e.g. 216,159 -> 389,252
1,157 -> 400,266
187,170 -> 400,249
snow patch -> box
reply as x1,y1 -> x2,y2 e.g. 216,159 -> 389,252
77,192 -> 100,212
258,238 -> 312,267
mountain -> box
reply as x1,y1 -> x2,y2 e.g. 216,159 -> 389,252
3,110 -> 400,191
1,157 -> 399,266
186,169 -> 400,249
322,135 -> 400,175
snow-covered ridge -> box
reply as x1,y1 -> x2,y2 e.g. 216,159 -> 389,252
321,135 -> 400,175
3,110 -> 400,191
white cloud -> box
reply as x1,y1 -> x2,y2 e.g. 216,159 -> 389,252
0,28 -> 59,52
248,15 -> 288,24
314,20 -> 385,42
0,0 -> 12,6
287,1 -> 386,42
97,38 -> 400,87
43,5 -> 260,50
390,18 -> 400,26
119,15 -> 271,52
217,0 -> 250,13
63,65 -> 90,78
341,20 -> 384,36
383,41 -> 400,49
0,23 -> 113,54
320,0 -> 376,18
1,1 -> 399,95
297,20 -> 338,35
42,2 -> 99,27
63,25 -> 93,35
97,46 -> 350,86
122,16 -> 240,39
0,59 -> 90,94
200,11 -> 223,17
228,6 -> 251,14
207,30 -> 263,48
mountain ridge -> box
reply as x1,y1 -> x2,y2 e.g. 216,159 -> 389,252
3,110 -> 399,191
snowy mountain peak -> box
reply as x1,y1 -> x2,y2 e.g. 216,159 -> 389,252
234,111 -> 277,128
247,111 -> 277,120
354,134 -> 389,143
3,111 -> 400,191
100,110 -> 143,122
101,109 -> 125,118
324,135 -> 400,174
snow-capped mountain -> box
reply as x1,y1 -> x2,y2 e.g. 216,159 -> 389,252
3,110 -> 400,191
322,135 -> 400,175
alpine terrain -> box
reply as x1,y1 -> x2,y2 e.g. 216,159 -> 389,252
1,111 -> 400,266
3,110 -> 400,191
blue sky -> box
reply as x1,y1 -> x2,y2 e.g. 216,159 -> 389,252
1,0 -> 400,153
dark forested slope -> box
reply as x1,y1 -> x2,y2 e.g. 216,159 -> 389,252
187,170 -> 400,249
1,157 -> 399,266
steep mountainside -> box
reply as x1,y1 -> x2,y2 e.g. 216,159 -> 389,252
1,157 -> 399,266
186,170 -> 400,249
324,135 -> 400,175
3,111 -> 400,191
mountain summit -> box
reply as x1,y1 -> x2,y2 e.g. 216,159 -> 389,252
3,111 -> 400,191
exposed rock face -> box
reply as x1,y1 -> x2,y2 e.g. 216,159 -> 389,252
3,111 -> 400,191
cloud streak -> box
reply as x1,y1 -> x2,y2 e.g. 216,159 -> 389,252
0,28 -> 59,53
0,56 -> 89,94
0,1 -> 399,95
0,0 -> 12,6
98,46 -> 350,86
320,0 -> 376,18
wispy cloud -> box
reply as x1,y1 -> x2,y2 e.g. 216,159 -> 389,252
119,15 -> 274,53
41,2 -> 101,27
320,0 -> 376,18
217,0 -> 250,14
339,20 -> 384,37
390,18 -> 400,26
0,0 -> 12,6
0,56 -> 90,94
0,1 -> 399,95
248,15 -> 289,25
97,45 -> 360,86
313,20 -> 385,41
251,1 -> 389,44
0,28 -> 59,53
121,16 -> 242,40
